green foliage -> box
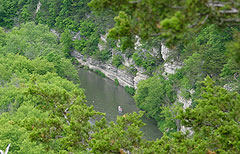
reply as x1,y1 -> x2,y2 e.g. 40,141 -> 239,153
128,65 -> 137,76
112,54 -> 122,68
134,74 -> 176,130
0,0 -> 91,31
114,78 -> 119,86
36,0 -> 91,31
89,0 -> 239,48
107,11 -> 134,50
60,29 -> 73,57
108,11 -> 131,39
95,69 -> 106,78
0,53 -> 83,153
227,30 -> 240,66
132,52 -> 143,66
177,76 -> 240,153
89,111 -> 145,154
0,105 -> 48,153
72,9 -> 115,59
124,86 -> 135,96
44,51 -> 79,82
158,104 -> 179,134
160,11 -> 185,45
0,0 -> 18,28
0,49 -> 149,153
0,45 -> 100,153
0,22 -> 79,82
1,1 -> 240,153
220,59 -> 240,92
0,27 -> 6,46
2,22 -> 58,59
93,49 -> 111,61
73,20 -> 100,56
174,25 -> 233,95
133,77 -> 240,154
0,0 -> 116,62
132,50 -> 159,75
188,25 -> 228,75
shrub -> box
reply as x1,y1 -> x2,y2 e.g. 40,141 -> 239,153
95,69 -> 106,77
114,79 -> 119,86
112,55 -> 123,67
125,86 -> 135,96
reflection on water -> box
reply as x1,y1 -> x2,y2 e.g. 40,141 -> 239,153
78,68 -> 162,140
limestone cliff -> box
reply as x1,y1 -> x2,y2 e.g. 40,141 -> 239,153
161,43 -> 182,75
71,31 -> 193,134
72,51 -> 148,89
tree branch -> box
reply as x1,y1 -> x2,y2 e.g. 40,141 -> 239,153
201,14 -> 209,25
230,0 -> 240,6
220,18 -> 240,23
208,1 -> 232,7
219,8 -> 238,14
188,19 -> 201,28
150,33 -> 161,37
129,0 -> 141,4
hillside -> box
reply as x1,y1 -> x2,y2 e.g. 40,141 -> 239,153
0,0 -> 240,153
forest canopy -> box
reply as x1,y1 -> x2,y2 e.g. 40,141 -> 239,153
0,0 -> 240,153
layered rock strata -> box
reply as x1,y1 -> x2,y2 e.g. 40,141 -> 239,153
72,51 -> 147,89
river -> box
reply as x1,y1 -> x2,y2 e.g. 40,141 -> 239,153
78,68 -> 162,140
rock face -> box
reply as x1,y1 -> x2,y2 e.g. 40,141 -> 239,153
161,43 -> 193,134
177,93 -> 192,109
72,33 -> 151,89
50,29 -> 60,38
161,43 -> 170,61
134,72 -> 148,89
134,36 -> 142,50
161,43 -> 182,75
72,51 -> 147,88
35,1 -> 42,14
177,89 -> 194,110
98,34 -> 108,51
122,54 -> 134,67
72,31 -> 194,134
72,40 -> 182,89
163,62 -> 182,75
177,90 -> 194,134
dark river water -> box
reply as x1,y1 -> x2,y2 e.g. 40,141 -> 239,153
78,68 -> 162,140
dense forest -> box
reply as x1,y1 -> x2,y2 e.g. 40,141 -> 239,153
0,0 -> 240,153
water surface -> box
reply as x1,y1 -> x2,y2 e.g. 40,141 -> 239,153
78,68 -> 162,140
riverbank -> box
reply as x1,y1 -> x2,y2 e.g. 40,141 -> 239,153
78,68 -> 162,140
72,51 -> 148,89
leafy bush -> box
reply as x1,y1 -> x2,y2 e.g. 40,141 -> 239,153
128,65 -> 138,75
134,74 -> 175,130
132,52 -> 143,66
94,49 -> 112,61
95,69 -> 106,77
112,54 -> 123,67
125,86 -> 135,96
114,79 -> 119,86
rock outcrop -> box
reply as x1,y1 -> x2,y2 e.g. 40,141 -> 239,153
177,89 -> 194,110
161,43 -> 182,75
35,1 -> 42,14
72,31 -> 194,134
161,43 -> 194,134
177,90 -> 194,134
134,72 -> 148,88
72,51 -> 147,89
